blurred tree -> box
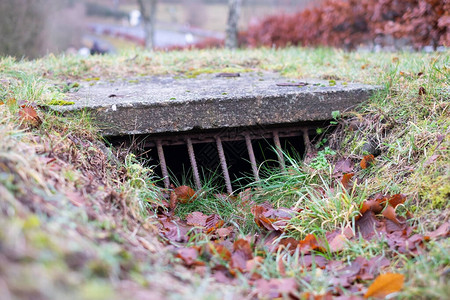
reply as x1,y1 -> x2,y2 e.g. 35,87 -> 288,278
137,0 -> 157,49
0,0 -> 48,58
225,0 -> 242,49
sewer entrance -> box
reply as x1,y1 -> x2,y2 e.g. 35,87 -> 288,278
57,72 -> 379,192
108,121 -> 327,193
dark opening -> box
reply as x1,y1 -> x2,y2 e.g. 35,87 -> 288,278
147,136 -> 307,191
107,121 -> 330,191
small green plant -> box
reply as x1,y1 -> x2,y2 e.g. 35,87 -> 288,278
309,147 -> 336,170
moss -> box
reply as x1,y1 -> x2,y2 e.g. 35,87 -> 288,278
418,174 -> 450,209
47,99 -> 75,106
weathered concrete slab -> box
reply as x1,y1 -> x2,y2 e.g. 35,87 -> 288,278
58,72 -> 379,136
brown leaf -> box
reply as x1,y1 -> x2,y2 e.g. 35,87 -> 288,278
173,185 -> 197,203
298,234 -> 325,253
382,206 -> 402,225
360,154 -> 375,169
356,211 -> 380,240
418,86 -> 426,95
364,273 -> 404,298
230,239 -> 253,273
426,222 -> 450,239
334,158 -> 355,175
169,191 -> 177,210
176,247 -> 200,266
382,194 -> 406,208
251,205 -> 278,231
341,173 -> 354,189
18,105 -> 42,128
186,211 -> 208,227
328,234 -> 348,252
360,200 -> 383,215
255,278 -> 298,299
216,226 -> 233,239
246,256 -> 264,272
208,243 -> 231,261
205,214 -> 224,233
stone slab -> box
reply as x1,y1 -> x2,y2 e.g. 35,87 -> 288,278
57,72 -> 379,136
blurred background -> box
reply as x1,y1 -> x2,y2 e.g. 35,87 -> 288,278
0,0 -> 447,59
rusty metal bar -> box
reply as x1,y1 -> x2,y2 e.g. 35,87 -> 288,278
156,140 -> 170,189
215,136 -> 233,194
186,138 -> 202,191
273,131 -> 285,171
302,128 -> 312,155
244,134 -> 259,181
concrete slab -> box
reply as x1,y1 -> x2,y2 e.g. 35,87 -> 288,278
58,72 -> 379,136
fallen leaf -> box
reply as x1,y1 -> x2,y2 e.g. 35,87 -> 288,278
329,234 -> 348,252
341,173 -> 354,189
382,206 -> 402,225
251,205 -> 278,231
18,105 -> 42,128
208,243 -> 231,261
173,185 -> 197,203
356,211 -> 380,240
382,194 -> 406,208
186,211 -> 208,227
360,154 -> 375,169
205,214 -> 224,233
216,227 -> 233,239
364,273 -> 404,298
334,158 -> 354,175
426,222 -> 450,239
360,200 -> 383,215
176,247 -> 200,266
255,277 -> 298,299
298,234 -> 325,253
230,239 -> 253,273
418,86 -> 426,95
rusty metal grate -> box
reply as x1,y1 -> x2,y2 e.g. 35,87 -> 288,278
116,122 -> 325,194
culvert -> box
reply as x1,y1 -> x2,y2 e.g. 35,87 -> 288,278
108,122 -> 326,193
57,72 -> 379,192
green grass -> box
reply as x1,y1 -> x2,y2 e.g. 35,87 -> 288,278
0,47 -> 449,299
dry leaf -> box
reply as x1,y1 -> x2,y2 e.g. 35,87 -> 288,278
18,105 -> 42,128
176,247 -> 200,266
186,211 -> 208,227
360,154 -> 375,169
364,273 -> 404,298
341,173 -> 354,189
208,243 -> 231,261
173,185 -> 197,204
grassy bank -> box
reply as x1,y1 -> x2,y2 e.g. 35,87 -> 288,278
0,48 -> 449,299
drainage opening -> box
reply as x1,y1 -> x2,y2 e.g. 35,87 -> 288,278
108,122 -> 330,193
